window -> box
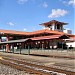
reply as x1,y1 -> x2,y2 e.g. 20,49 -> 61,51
57,24 -> 60,29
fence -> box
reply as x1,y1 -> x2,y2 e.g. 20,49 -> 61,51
0,48 -> 75,56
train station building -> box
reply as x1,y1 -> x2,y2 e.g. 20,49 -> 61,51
0,20 -> 75,52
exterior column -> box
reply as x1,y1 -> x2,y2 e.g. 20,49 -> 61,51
41,40 -> 45,49
30,42 -> 32,49
25,42 -> 27,49
42,41 -> 44,49
30,41 -> 32,49
6,36 -> 10,52
6,44 -> 10,52
11,44 -> 14,53
21,36 -> 24,49
44,40 -> 46,49
47,40 -> 49,49
52,40 -> 54,49
46,40 -> 48,49
0,37 -> 1,49
40,41 -> 42,49
0,37 -> 1,41
34,42 -> 36,48
49,40 -> 52,49
21,42 -> 24,49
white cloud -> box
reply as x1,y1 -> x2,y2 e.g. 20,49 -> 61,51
68,0 -> 75,6
17,0 -> 28,4
60,0 -> 75,7
42,2 -> 48,8
7,22 -> 14,26
48,9 -> 68,18
23,28 -> 27,31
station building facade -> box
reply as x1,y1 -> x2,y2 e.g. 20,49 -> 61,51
0,20 -> 75,52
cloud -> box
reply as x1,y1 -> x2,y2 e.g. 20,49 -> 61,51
42,2 -> 48,8
17,0 -> 28,4
39,1 -> 48,8
48,9 -> 68,18
68,0 -> 75,6
7,22 -> 14,26
60,0 -> 75,7
23,28 -> 27,31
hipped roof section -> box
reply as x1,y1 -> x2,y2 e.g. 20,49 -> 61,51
0,29 -> 30,36
30,34 -> 69,41
0,29 -> 64,36
39,20 -> 68,27
0,29 -> 75,37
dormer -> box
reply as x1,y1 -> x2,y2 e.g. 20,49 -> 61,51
40,20 -> 68,32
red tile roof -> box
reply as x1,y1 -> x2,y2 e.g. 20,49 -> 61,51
29,29 -> 65,35
0,29 -> 75,37
30,34 -> 67,41
0,29 -> 30,35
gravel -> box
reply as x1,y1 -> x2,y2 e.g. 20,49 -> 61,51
0,64 -> 35,75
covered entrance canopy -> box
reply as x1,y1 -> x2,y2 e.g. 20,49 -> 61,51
0,38 -> 31,44
28,34 -> 70,49
0,39 -> 31,53
0,34 -> 69,44
0,34 -> 70,53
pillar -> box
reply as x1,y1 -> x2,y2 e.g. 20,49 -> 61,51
6,36 -> 10,52
46,40 -> 48,49
11,43 -> 14,53
6,44 -> 10,52
39,41 -> 41,49
41,40 -> 45,49
31,41 -> 33,49
0,37 -> 1,49
49,40 -> 52,49
21,42 -> 25,49
43,40 -> 46,49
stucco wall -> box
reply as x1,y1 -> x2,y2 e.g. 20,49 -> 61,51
66,42 -> 75,47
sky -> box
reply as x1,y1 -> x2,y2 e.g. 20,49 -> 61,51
0,0 -> 75,34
